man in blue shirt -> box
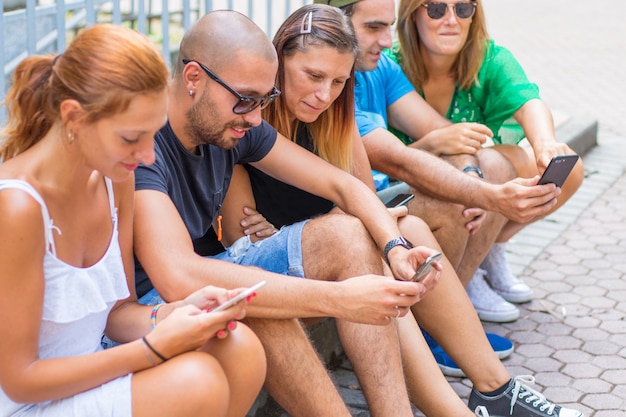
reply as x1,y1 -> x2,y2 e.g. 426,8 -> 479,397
326,0 -> 560,323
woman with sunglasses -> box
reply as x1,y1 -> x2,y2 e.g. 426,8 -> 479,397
0,24 -> 265,417
389,0 -> 584,319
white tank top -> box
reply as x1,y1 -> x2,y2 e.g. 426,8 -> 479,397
0,178 -> 130,415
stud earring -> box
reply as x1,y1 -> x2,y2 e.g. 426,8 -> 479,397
189,90 -> 194,97
67,131 -> 75,144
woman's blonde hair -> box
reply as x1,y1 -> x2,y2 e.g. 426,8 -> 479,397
1,24 -> 169,161
262,3 -> 358,172
396,0 -> 489,91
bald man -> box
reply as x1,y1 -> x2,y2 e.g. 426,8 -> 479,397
132,10 -> 435,417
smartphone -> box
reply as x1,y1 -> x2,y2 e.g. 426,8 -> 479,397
412,252 -> 442,282
211,280 -> 266,312
384,193 -> 415,208
537,155 -> 579,187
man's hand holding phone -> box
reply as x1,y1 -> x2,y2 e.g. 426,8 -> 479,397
412,252 -> 443,282
537,154 -> 579,188
389,245 -> 443,295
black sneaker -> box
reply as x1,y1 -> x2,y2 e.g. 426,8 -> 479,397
468,376 -> 584,417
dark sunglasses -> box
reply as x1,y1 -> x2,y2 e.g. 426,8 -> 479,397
182,59 -> 281,115
422,2 -> 477,20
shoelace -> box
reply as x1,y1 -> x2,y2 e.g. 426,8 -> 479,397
510,375 -> 557,415
469,270 -> 504,302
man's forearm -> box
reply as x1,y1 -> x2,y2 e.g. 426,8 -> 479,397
364,132 -> 494,209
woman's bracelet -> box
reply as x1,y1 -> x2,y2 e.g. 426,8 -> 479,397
140,338 -> 158,367
150,303 -> 164,330
142,336 -> 168,362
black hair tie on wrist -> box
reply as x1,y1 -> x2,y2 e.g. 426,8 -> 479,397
142,336 -> 168,362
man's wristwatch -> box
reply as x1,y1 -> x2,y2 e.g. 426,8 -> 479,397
462,164 -> 484,179
383,236 -> 414,266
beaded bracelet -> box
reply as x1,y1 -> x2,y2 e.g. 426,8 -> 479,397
150,303 -> 164,330
142,336 -> 168,362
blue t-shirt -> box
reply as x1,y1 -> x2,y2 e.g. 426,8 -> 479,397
354,53 -> 416,137
134,120 -> 277,297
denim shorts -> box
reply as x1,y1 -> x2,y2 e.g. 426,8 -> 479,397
101,219 -> 309,349
136,219 -> 308,305
214,219 -> 308,278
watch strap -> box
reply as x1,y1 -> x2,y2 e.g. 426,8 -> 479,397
462,164 -> 484,179
383,236 -> 414,266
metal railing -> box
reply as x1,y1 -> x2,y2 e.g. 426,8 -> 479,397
1,0 -> 311,120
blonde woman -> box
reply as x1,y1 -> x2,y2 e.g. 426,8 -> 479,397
391,0 -> 583,318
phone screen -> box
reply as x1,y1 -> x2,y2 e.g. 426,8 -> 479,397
384,193 -> 415,208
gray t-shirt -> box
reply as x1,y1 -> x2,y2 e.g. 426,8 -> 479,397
134,120 -> 277,297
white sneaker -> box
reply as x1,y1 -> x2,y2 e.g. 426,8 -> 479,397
467,269 -> 520,323
481,243 -> 534,303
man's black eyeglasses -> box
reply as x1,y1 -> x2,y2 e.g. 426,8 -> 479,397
182,59 -> 281,115
422,2 -> 477,20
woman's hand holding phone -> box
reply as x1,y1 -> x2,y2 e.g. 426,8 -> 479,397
412,252 -> 443,282
143,299 -> 246,361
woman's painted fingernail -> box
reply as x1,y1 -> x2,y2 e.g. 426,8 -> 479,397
217,330 -> 226,338
228,321 -> 237,330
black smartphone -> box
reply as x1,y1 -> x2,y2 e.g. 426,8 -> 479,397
537,155 -> 579,187
384,193 -> 415,208
412,252 -> 442,282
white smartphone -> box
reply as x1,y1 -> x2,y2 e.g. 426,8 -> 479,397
537,155 -> 579,187
211,280 -> 266,312
411,252 -> 442,282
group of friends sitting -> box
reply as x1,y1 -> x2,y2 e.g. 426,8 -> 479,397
0,0 -> 585,416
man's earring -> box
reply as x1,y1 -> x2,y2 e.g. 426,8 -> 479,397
189,90 -> 194,97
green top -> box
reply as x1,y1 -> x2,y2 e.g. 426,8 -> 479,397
385,39 -> 540,145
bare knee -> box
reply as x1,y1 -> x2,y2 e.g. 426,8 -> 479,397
561,158 -> 584,198
302,214 -> 381,278
406,189 -> 468,232
308,213 -> 371,243
477,146 -> 519,182
397,215 -> 440,249
133,351 -> 230,417
172,353 -> 229,407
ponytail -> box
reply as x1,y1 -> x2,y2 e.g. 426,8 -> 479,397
1,24 -> 169,162
1,55 -> 56,161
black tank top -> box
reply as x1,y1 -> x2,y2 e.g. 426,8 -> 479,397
246,124 -> 335,228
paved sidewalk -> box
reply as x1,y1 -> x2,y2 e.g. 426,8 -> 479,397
475,2 -> 626,416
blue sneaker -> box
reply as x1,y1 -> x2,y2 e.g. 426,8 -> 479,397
422,329 -> 513,377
